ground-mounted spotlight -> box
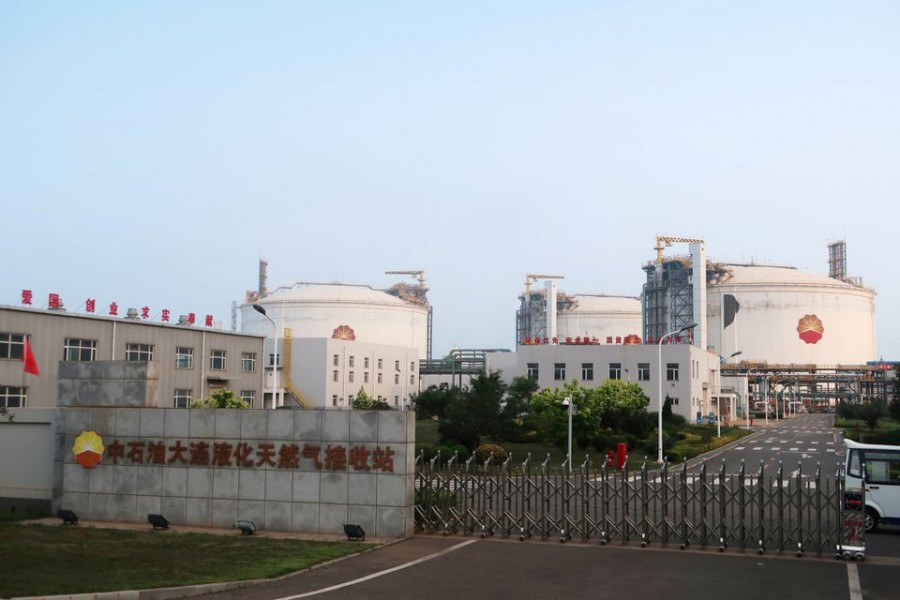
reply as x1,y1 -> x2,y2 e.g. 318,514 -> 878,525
147,513 -> 169,530
343,523 -> 365,541
58,509 -> 79,525
236,520 -> 257,535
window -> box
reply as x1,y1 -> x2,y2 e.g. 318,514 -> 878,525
173,389 -> 192,408
241,352 -> 256,372
364,357 -> 370,368
0,333 -> 24,360
333,354 -> 339,366
0,386 -> 26,408
526,363 -> 539,379
333,370 -> 339,382
394,373 -> 400,384
64,338 -> 97,362
395,360 -> 401,371
175,347 -> 193,369
666,363 -> 679,382
410,361 -> 415,372
377,373 -> 383,384
554,363 -> 566,381
332,395 -> 339,407
859,450 -> 900,484
349,371 -> 355,383
394,395 -> 399,406
581,363 -> 594,381
377,358 -> 383,370
349,356 -> 355,367
364,372 -> 370,383
210,349 -> 226,370
638,363 -> 650,381
609,363 -> 622,380
239,390 -> 255,408
126,343 -> 154,362
410,374 -> 415,384
268,353 -> 280,367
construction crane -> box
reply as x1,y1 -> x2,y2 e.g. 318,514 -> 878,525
385,270 -> 426,289
524,273 -> 564,297
655,236 -> 705,263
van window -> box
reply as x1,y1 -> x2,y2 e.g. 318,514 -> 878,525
863,451 -> 900,485
847,449 -> 862,478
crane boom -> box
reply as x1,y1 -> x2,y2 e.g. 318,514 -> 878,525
655,235 -> 704,263
524,273 -> 564,296
385,270 -> 426,288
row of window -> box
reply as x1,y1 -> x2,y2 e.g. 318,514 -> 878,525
173,389 -> 256,408
527,362 -> 680,382
0,386 -> 260,409
1,333 -> 257,372
332,355 -> 415,372
331,370 -> 414,385
331,394 -> 402,407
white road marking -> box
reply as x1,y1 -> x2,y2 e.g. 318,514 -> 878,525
273,539 -> 480,599
771,447 -> 781,451
789,448 -> 799,452
847,562 -> 863,600
752,447 -> 763,451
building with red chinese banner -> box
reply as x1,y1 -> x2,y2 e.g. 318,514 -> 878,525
1,304 -> 266,410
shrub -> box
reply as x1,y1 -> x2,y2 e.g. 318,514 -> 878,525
665,449 -> 683,464
474,443 -> 508,464
591,433 -> 612,453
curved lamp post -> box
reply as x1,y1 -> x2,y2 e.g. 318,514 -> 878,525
252,304 -> 279,409
657,323 -> 697,464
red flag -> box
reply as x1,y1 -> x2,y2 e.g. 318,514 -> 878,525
23,337 -> 39,376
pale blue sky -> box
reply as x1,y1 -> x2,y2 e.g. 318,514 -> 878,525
3,1 -> 898,358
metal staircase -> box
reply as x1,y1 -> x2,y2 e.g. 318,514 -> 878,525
281,327 -> 315,409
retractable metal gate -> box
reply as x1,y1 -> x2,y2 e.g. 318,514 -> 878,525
414,453 -> 859,558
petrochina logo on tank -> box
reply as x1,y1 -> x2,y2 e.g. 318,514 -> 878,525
73,430 -> 105,468
796,314 -> 824,344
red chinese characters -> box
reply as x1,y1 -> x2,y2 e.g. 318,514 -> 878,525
99,439 -> 397,472
85,298 -> 96,313
21,289 -> 33,305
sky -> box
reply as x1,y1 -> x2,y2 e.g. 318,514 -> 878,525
3,1 -> 899,359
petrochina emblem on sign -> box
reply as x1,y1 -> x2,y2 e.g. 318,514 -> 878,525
797,314 -> 824,344
73,431 -> 105,468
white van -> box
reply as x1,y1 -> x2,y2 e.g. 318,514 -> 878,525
845,439 -> 900,532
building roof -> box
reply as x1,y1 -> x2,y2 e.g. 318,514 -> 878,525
717,264 -> 873,292
263,282 -> 412,306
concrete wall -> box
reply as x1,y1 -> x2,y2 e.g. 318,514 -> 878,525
54,407 -> 415,537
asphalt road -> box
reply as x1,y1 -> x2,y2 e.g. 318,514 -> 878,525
200,413 -> 899,600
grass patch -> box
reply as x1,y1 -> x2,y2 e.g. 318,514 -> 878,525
0,522 -> 373,598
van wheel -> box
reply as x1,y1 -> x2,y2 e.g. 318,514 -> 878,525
864,508 -> 879,533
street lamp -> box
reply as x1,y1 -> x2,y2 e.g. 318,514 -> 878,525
252,304 -> 279,409
717,351 -> 742,437
562,396 -> 574,472
657,323 -> 697,464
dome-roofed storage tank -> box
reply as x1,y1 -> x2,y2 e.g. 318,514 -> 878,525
241,282 -> 429,357
557,294 -> 642,343
706,264 -> 876,365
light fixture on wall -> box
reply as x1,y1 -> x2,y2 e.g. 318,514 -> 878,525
236,520 -> 257,535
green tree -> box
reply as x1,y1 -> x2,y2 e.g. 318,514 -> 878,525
351,387 -> 391,410
411,383 -> 460,420
860,401 -> 886,431
890,369 -> 900,421
189,389 -> 249,409
439,371 -> 509,450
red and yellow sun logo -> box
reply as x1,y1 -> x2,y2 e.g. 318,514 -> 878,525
332,325 -> 356,341
797,314 -> 824,345
72,431 -> 105,468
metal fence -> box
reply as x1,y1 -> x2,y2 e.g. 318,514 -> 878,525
414,453 -> 863,558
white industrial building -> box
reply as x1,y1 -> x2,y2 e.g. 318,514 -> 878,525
239,264 -> 428,409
